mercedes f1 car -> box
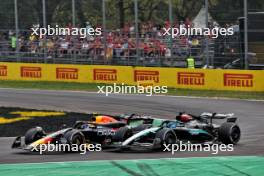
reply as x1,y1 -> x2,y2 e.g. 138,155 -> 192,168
110,112 -> 241,151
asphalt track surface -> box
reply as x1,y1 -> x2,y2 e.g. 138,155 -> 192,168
0,88 -> 263,164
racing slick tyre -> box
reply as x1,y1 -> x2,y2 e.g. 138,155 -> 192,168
64,129 -> 85,152
112,127 -> 132,142
73,121 -> 85,129
155,128 -> 177,149
25,127 -> 46,145
218,122 -> 241,144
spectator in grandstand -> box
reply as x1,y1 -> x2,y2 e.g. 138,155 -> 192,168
186,54 -> 195,68
47,39 -> 55,58
10,35 -> 17,52
0,17 -> 209,66
59,38 -> 70,57
0,34 -> 9,56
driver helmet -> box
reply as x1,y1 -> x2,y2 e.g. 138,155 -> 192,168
93,115 -> 118,123
178,114 -> 193,122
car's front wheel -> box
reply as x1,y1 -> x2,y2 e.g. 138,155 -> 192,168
24,127 -> 46,145
155,128 -> 177,149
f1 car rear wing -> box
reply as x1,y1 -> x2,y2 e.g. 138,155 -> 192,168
200,112 -> 234,119
176,112 -> 237,124
200,112 -> 237,123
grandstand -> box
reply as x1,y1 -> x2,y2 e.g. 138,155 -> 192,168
0,0 -> 263,69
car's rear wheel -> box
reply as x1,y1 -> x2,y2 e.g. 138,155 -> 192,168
218,122 -> 241,144
25,127 -> 46,145
64,129 -> 85,152
112,127 -> 132,142
73,121 -> 85,129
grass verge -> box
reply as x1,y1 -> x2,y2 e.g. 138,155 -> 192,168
0,80 -> 263,100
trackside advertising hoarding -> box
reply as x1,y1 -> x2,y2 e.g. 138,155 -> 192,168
0,62 -> 263,92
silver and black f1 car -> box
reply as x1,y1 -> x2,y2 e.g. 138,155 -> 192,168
111,112 -> 241,151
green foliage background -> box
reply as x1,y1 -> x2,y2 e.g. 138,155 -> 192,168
0,0 -> 263,30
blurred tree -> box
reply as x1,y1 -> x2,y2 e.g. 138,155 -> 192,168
118,0 -> 125,28
0,0 -> 15,29
0,0 -> 263,30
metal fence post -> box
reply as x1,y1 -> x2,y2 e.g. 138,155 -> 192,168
205,0 -> 209,67
169,0 -> 173,64
72,0 -> 76,63
244,0 -> 248,70
134,0 -> 139,65
72,0 -> 76,27
102,0 -> 107,64
14,0 -> 19,62
42,0 -> 47,63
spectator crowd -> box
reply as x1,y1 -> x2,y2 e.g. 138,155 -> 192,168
0,19 -> 211,66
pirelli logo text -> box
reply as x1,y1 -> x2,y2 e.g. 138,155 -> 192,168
0,65 -> 7,76
177,72 -> 205,85
56,68 -> 78,80
93,69 -> 117,81
21,67 -> 41,78
134,70 -> 159,83
224,73 -> 253,87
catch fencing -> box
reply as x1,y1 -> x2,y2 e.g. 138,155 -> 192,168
0,0 -> 263,69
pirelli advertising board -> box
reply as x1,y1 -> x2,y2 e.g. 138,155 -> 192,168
0,62 -> 263,92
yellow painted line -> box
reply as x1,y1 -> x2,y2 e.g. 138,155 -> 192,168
10,111 -> 65,117
0,111 -> 66,124
0,117 -> 31,124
